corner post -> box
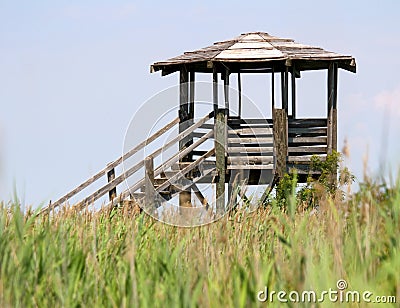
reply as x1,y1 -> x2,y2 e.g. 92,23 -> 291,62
327,62 -> 338,154
215,108 -> 228,215
327,62 -> 338,187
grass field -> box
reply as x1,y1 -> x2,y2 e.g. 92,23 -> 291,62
0,172 -> 399,307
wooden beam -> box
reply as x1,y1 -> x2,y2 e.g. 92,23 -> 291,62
273,109 -> 288,179
215,108 -> 228,215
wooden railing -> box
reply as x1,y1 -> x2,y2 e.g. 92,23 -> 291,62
38,111 -> 214,215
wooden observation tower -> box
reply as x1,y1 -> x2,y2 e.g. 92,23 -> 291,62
40,32 -> 356,216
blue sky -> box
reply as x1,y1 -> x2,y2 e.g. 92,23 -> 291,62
1,1 -> 399,206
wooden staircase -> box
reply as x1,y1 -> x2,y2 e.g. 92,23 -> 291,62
38,112 -> 217,215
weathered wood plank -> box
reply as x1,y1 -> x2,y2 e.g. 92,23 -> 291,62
288,146 -> 327,153
228,118 -> 273,125
228,156 -> 274,164
199,123 -> 214,130
288,155 -> 326,162
227,164 -> 274,170
288,127 -> 327,135
228,127 -> 273,135
288,118 -> 327,127
228,146 -> 273,153
288,136 -> 327,144
228,137 -> 273,144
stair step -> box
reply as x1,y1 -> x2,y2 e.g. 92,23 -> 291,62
154,178 -> 168,185
171,162 -> 192,171
131,192 -> 144,199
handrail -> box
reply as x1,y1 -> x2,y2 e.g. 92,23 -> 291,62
69,113 -> 214,212
38,116 -> 179,215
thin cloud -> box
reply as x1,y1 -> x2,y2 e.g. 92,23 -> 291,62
374,85 -> 400,117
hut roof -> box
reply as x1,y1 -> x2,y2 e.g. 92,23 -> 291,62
151,32 -> 356,75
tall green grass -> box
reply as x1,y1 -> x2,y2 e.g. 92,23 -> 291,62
0,175 -> 399,307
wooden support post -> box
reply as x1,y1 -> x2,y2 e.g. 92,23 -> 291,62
281,67 -> 289,113
271,67 -> 275,110
238,72 -> 242,118
187,71 -> 195,161
291,66 -> 296,119
189,71 -> 195,120
327,62 -> 338,186
179,68 -> 189,151
332,63 -> 338,153
213,66 -> 218,115
327,62 -> 338,154
144,156 -> 155,213
107,167 -> 117,201
224,68 -> 230,111
179,68 -> 191,207
215,108 -> 228,215
273,109 -> 288,179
